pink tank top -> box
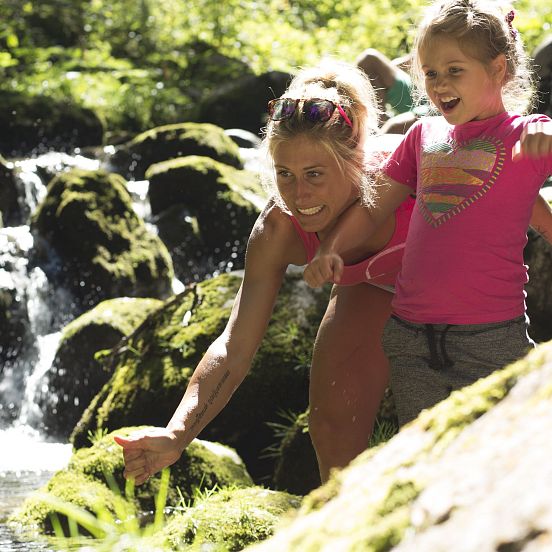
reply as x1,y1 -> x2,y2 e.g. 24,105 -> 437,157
289,195 -> 415,288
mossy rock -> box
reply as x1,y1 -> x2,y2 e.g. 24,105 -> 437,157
247,341 -> 552,551
37,297 -> 163,439
147,155 -> 264,270
30,168 -> 174,310
8,469 -> 128,537
182,40 -> 255,98
0,90 -> 104,157
0,155 -> 24,226
9,428 -> 253,536
152,204 -> 209,285
272,392 -> 398,497
155,487 -> 301,551
71,271 -> 330,482
524,225 -> 552,342
197,71 -> 292,134
109,122 -> 243,180
271,411 -> 321,496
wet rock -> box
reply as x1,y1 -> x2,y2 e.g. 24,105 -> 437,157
9,428 -> 253,534
30,168 -> 174,311
107,122 -> 243,180
37,297 -> 163,439
147,155 -> 264,275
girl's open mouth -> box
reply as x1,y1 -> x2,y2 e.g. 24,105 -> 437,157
440,96 -> 460,112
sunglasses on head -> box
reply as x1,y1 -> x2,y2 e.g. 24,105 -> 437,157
267,98 -> 353,128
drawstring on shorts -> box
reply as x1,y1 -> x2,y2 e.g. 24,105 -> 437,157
423,324 -> 455,371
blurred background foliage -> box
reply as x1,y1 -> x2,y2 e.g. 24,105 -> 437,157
1,0 -> 551,138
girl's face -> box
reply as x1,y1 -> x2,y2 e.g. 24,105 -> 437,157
419,33 -> 506,125
273,135 -> 358,238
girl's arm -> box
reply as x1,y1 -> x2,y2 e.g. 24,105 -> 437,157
114,203 -> 301,484
303,177 -> 412,288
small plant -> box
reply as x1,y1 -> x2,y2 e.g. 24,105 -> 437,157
262,409 -> 305,460
86,427 -> 110,446
368,418 -> 399,448
44,468 -> 171,551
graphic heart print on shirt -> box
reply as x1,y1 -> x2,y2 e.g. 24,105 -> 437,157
419,137 -> 506,227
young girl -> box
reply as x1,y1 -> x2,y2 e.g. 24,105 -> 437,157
305,0 -> 552,426
114,60 -> 415,484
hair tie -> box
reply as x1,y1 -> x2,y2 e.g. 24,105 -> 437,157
506,10 -> 518,40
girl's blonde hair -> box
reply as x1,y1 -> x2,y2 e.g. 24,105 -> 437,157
411,0 -> 535,113
260,59 -> 380,207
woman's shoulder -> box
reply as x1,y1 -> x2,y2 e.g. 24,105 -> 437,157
248,199 -> 306,265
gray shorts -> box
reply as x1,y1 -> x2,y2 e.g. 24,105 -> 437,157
382,314 -> 535,426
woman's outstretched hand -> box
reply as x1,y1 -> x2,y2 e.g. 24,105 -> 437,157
303,252 -> 344,288
114,427 -> 184,485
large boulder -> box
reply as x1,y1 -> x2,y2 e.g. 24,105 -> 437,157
533,35 -> 552,116
0,156 -> 24,227
30,169 -> 174,311
0,91 -> 104,158
9,428 -> 253,534
37,297 -> 163,439
525,227 -> 552,343
71,271 -> 331,482
197,71 -> 292,134
147,155 -> 264,279
248,340 -> 552,551
107,122 -> 243,180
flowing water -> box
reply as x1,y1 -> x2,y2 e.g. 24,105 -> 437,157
0,152 -> 99,551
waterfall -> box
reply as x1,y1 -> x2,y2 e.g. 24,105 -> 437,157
0,152 -> 100,433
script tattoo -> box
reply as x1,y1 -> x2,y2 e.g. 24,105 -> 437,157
189,369 -> 231,432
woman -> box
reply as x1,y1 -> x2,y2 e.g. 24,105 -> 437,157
115,60 -> 413,483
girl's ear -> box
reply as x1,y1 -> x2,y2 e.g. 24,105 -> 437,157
490,53 -> 508,83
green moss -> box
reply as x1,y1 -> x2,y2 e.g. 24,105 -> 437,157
61,297 -> 162,342
157,487 -> 301,551
10,428 -> 254,539
417,350 -> 547,453
8,470 -> 127,535
131,122 -> 242,165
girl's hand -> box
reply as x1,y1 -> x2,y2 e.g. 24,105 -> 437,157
512,120 -> 552,160
114,427 -> 183,485
303,252 -> 344,288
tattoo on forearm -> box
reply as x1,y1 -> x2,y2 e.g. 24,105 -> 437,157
189,369 -> 231,432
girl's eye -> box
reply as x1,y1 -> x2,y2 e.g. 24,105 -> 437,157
424,70 -> 436,79
449,67 -> 462,74
307,170 -> 321,178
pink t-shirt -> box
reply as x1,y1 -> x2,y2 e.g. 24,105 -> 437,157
384,112 -> 552,324
289,195 -> 415,289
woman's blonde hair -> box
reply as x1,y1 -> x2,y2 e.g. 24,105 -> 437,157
260,59 -> 380,207
411,0 -> 535,113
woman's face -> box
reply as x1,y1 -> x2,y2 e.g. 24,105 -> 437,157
273,135 -> 358,238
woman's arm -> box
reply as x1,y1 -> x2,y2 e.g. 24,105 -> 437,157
114,204 -> 302,484
303,177 -> 412,288
530,191 -> 552,244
